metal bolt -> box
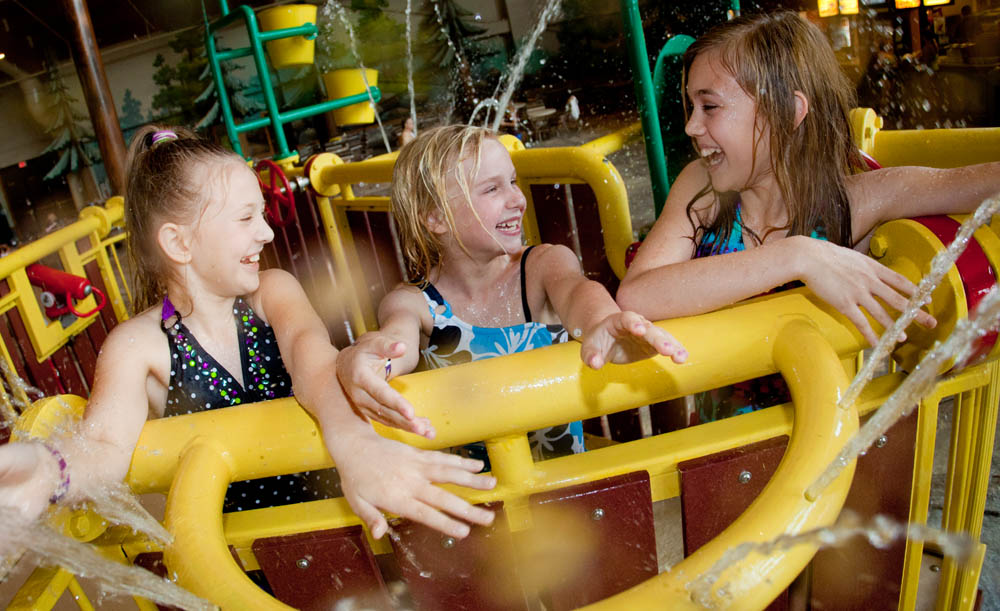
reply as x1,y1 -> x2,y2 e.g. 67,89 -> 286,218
930,564 -> 941,573
296,558 -> 310,569
591,508 -> 605,521
876,435 -> 888,448
441,536 -> 456,549
738,470 -> 752,484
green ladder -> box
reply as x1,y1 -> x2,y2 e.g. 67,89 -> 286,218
204,1 -> 381,162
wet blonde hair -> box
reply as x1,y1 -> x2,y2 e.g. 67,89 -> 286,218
124,125 -> 244,313
683,11 -> 864,250
390,124 -> 497,282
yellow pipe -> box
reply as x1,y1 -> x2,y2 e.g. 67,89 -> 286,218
585,319 -> 856,609
163,437 -> 287,610
581,122 -> 644,157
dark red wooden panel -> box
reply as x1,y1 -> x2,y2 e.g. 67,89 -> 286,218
810,409 -> 918,610
679,436 -> 789,555
82,259 -> 118,336
50,345 -> 87,396
390,501 -> 527,611
529,471 -> 657,610
679,436 -> 790,611
253,525 -> 389,610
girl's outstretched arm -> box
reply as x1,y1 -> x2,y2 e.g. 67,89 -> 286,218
0,315 -> 159,522
257,270 -> 495,540
532,243 -> 686,369
336,287 -> 431,437
617,160 -> 934,346
849,162 -> 1000,240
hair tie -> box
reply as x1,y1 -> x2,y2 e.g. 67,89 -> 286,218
150,130 -> 178,147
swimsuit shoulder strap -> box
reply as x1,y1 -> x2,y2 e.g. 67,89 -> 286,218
520,245 -> 536,323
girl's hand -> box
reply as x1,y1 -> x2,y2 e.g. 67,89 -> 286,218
579,311 -> 688,369
798,237 -> 936,346
336,336 -> 434,439
333,435 -> 496,540
0,442 -> 58,524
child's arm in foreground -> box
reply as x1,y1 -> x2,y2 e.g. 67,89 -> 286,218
533,243 -> 687,369
617,161 -> 935,346
335,287 -> 433,436
0,318 -> 158,522
259,270 -> 492,539
849,161 -> 1000,238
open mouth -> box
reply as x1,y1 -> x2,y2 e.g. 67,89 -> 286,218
496,219 -> 521,235
240,253 -> 261,265
700,147 -> 724,167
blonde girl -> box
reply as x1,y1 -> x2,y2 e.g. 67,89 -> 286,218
337,125 -> 686,460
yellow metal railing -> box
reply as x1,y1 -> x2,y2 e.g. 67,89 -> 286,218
4,111 -> 1000,610
0,198 -> 129,411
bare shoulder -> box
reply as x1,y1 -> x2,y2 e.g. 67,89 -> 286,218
524,243 -> 580,278
96,307 -> 168,384
379,283 -> 430,317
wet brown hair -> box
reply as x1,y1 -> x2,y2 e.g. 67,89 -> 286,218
390,124 -> 496,282
683,11 -> 864,251
124,125 -> 243,313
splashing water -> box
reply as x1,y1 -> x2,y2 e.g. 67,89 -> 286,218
0,508 -> 214,610
686,512 -> 976,607
405,0 -> 417,137
322,0 -> 393,154
839,195 -> 1000,410
809,279 -> 1000,500
469,98 -> 500,127
491,0 -> 563,132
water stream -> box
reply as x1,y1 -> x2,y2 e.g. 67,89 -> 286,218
490,0 -> 563,133
320,0 -> 393,154
0,508 -> 214,610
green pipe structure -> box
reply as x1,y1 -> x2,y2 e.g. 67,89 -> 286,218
620,0 -> 670,217
621,0 -> 739,217
204,2 -> 381,161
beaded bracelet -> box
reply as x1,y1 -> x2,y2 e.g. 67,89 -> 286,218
41,442 -> 71,504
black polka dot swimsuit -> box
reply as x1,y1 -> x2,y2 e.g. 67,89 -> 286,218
161,296 -> 340,512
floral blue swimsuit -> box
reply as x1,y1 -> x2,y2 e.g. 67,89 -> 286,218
693,204 -> 827,422
417,246 -> 586,464
161,296 -> 338,511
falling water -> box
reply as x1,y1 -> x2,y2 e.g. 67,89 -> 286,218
490,0 -> 563,132
0,509 -> 214,610
468,98 -> 500,127
405,0 -> 418,137
807,194 -> 1000,500
322,0 -> 393,154
429,0 -> 477,112
808,282 -> 1000,500
686,512 -> 976,607
839,195 -> 1000,410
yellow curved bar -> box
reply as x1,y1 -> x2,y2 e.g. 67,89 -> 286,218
508,146 -> 633,279
581,121 -> 643,157
585,319 -> 857,609
163,437 -> 289,610
851,107 -> 1000,168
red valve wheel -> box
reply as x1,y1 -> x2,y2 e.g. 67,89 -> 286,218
255,159 -> 298,228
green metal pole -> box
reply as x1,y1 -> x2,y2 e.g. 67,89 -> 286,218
620,0 -> 670,217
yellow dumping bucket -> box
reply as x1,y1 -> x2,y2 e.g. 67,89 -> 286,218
258,4 -> 318,69
323,68 -> 379,125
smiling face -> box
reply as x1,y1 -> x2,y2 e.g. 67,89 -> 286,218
685,50 -> 772,194
439,137 -> 525,260
186,161 -> 274,298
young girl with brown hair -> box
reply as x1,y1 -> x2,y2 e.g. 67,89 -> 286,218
616,11 -> 1000,420
0,126 -> 495,542
336,125 -> 687,462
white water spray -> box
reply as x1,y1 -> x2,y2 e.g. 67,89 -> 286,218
490,0 -> 563,132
